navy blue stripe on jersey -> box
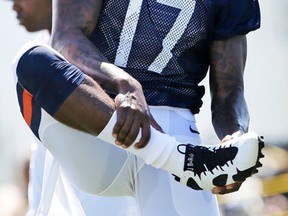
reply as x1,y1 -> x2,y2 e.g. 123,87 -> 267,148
16,45 -> 86,116
16,83 -> 41,139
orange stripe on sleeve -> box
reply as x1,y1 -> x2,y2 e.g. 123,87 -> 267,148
22,89 -> 33,127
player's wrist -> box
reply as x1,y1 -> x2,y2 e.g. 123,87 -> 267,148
116,75 -> 142,95
97,62 -> 139,94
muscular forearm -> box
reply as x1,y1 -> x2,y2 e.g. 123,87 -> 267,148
209,35 -> 249,140
52,32 -> 140,94
51,0 -> 140,95
211,89 -> 250,140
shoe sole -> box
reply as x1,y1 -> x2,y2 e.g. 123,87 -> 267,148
232,135 -> 265,182
252,136 -> 265,175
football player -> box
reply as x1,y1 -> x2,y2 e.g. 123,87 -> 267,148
13,0 -> 264,215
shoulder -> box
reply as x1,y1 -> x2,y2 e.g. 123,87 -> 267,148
211,0 -> 260,40
212,0 -> 259,7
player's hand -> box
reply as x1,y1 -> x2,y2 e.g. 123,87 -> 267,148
212,131 -> 243,195
212,182 -> 242,195
113,82 -> 163,149
220,131 -> 242,143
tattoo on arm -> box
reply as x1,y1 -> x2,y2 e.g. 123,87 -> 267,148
51,0 -> 135,93
209,35 -> 249,139
52,0 -> 104,61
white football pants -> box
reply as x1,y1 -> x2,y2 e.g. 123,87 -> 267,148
38,105 -> 220,216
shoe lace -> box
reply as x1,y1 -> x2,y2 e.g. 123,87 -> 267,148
178,144 -> 238,178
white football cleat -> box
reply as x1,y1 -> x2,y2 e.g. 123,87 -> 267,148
175,132 -> 264,191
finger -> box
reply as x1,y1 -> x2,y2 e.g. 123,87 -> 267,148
113,94 -> 127,138
212,186 -> 225,194
112,110 -> 126,138
212,182 -> 242,195
120,119 -> 140,148
115,109 -> 136,147
226,182 -> 242,190
134,120 -> 151,149
221,135 -> 233,143
221,131 -> 242,143
112,108 -> 128,145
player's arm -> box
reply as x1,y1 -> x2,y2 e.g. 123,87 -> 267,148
209,35 -> 249,194
51,0 -> 133,94
209,35 -> 249,140
51,0 -> 159,148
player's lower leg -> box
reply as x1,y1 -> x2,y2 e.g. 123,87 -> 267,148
98,112 -> 265,191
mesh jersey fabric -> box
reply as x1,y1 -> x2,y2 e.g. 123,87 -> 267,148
89,0 -> 260,114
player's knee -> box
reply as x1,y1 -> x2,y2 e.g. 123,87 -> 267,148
15,45 -> 86,115
16,45 -> 61,96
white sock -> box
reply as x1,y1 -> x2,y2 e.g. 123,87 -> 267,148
97,112 -> 185,178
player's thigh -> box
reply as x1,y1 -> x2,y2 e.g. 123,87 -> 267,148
38,110 -> 128,195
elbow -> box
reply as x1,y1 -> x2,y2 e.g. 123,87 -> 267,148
50,29 -> 68,53
50,30 -> 78,62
